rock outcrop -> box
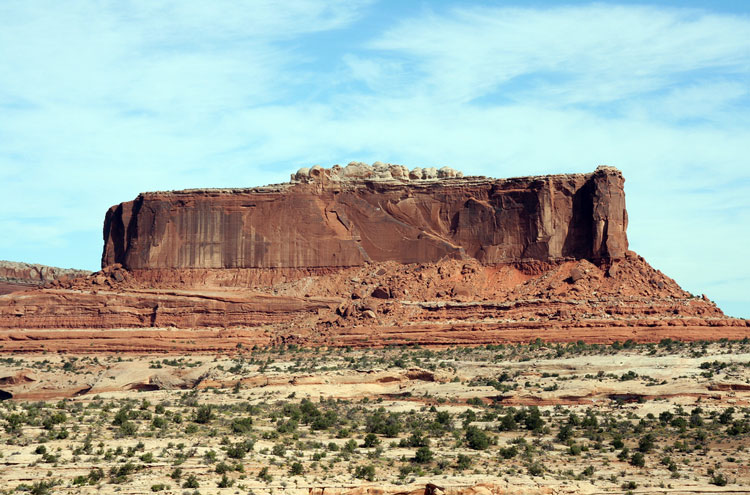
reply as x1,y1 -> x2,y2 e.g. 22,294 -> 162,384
0,260 -> 91,295
0,163 -> 746,351
102,164 -> 628,269
0,260 -> 90,285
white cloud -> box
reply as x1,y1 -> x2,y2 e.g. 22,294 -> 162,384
368,4 -> 750,106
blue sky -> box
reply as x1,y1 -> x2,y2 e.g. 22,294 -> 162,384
0,1 -> 748,317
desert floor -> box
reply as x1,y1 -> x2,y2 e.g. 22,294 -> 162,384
1,339 -> 749,494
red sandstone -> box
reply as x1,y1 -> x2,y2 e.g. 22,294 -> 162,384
0,165 -> 745,352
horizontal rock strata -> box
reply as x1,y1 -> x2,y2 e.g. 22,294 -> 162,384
0,254 -> 747,351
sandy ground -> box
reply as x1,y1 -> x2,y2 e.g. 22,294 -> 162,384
0,342 -> 748,494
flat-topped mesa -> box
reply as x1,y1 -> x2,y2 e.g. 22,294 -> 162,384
102,164 -> 628,270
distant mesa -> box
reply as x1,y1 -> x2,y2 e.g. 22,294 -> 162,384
0,260 -> 91,295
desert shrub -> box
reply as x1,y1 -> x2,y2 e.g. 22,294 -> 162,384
718,407 -> 734,425
114,419 -> 137,437
354,464 -> 376,481
193,405 -> 214,424
151,415 -> 167,429
498,411 -> 517,431
499,445 -> 518,459
258,466 -> 272,482
465,426 -> 490,450
519,407 -> 545,432
362,433 -> 380,448
413,446 -> 433,464
711,473 -> 728,486
630,452 -> 645,467
109,462 -> 139,483
226,440 -> 254,459
366,409 -> 401,437
456,454 -> 472,470
230,416 -> 253,434
73,467 -> 104,486
217,473 -> 234,488
311,410 -> 338,430
527,462 -> 544,476
638,434 -> 655,453
20,480 -> 58,495
557,425 -> 573,443
435,410 -> 451,426
403,430 -> 429,448
182,474 -> 199,488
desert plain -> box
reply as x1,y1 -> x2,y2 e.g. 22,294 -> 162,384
1,340 -> 749,495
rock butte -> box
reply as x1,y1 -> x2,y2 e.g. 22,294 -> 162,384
0,163 -> 747,351
102,164 -> 627,269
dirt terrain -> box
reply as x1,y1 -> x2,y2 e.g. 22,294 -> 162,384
1,342 -> 748,494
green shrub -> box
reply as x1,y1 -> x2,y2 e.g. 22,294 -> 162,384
362,433 -> 380,448
194,405 -> 214,424
413,446 -> 433,464
711,473 -> 728,486
217,473 -> 234,488
182,474 -> 199,488
456,454 -> 472,470
258,466 -> 272,482
527,462 -> 544,476
231,416 -> 253,434
630,452 -> 645,467
465,426 -> 490,450
499,445 -> 518,459
354,464 -> 376,481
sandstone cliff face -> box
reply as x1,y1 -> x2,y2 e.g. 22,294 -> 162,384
102,165 -> 628,269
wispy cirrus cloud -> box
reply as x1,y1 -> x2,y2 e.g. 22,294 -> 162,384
366,4 -> 750,106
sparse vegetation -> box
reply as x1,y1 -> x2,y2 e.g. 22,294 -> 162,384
0,342 -> 748,492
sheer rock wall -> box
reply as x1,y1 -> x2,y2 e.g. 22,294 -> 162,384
102,165 -> 628,269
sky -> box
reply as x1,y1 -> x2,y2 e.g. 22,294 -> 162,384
0,1 -> 748,317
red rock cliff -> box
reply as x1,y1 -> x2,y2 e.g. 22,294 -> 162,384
102,164 -> 628,269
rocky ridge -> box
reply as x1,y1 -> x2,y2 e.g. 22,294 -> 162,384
0,260 -> 91,295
